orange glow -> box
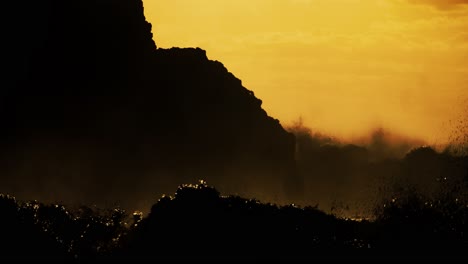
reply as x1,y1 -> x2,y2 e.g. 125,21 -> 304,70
143,0 -> 468,144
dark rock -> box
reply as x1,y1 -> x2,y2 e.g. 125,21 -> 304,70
0,0 -> 302,210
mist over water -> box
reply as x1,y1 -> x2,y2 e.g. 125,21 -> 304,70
284,117 -> 468,218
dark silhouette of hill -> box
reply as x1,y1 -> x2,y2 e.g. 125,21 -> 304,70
1,0 -> 301,209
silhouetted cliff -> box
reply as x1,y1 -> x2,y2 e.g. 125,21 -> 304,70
1,0 -> 301,209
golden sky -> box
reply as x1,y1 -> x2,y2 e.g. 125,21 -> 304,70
142,0 -> 468,144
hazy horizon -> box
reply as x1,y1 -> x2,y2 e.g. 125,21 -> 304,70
143,0 -> 468,145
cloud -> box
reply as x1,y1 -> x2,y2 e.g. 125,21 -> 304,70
408,0 -> 468,10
